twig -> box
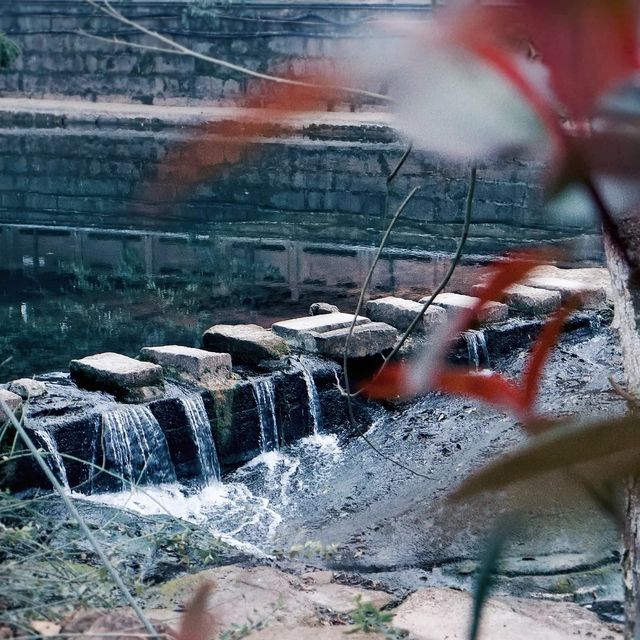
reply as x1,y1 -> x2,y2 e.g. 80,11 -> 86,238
82,0 -> 391,103
0,398 -> 160,640
609,375 -> 640,411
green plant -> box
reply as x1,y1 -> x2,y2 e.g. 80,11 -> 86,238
0,33 -> 19,69
349,596 -> 406,639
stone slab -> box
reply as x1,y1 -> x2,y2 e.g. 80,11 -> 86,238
314,322 -> 397,359
202,324 -> 289,367
392,588 -> 621,640
419,292 -> 508,323
473,283 -> 562,316
69,352 -> 164,403
0,388 -> 23,421
140,345 -> 231,385
365,296 -> 446,331
532,265 -> 613,301
8,378 -> 46,399
272,312 -> 370,352
523,276 -> 607,309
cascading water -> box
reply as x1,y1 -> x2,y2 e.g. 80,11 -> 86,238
180,394 -> 221,484
32,427 -> 69,489
98,405 -> 176,490
463,329 -> 489,369
251,378 -> 279,452
295,358 -> 322,434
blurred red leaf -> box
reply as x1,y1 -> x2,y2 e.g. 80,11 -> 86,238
362,250 -> 576,429
174,582 -> 214,640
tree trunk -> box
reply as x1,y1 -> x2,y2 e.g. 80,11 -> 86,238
604,232 -> 640,639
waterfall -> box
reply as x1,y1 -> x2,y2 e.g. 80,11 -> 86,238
251,378 -> 279,452
463,329 -> 489,370
33,427 -> 69,489
99,405 -> 176,490
180,394 -> 221,484
296,358 -> 322,434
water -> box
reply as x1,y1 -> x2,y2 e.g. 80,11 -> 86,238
179,394 -> 221,484
251,378 -> 279,452
463,329 -> 489,369
295,357 -> 323,434
98,405 -> 177,490
32,427 -> 70,490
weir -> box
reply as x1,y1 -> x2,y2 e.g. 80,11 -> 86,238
251,378 -> 279,453
99,405 -> 176,490
179,393 -> 221,484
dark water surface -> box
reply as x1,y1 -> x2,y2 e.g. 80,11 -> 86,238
0,222 -> 483,381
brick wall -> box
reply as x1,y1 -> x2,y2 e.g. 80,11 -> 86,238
0,108 -> 602,259
0,0 -> 435,105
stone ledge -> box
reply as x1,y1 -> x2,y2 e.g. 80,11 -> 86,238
69,352 -> 164,403
202,324 -> 289,367
365,296 -> 446,331
420,292 -> 509,323
140,345 -> 232,386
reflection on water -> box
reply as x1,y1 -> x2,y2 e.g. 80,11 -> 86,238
0,223 -> 481,380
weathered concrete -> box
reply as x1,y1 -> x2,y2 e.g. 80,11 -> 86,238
140,345 -> 231,387
420,292 -> 509,323
69,352 -> 164,403
531,265 -> 613,301
202,324 -> 289,367
365,296 -> 446,331
392,588 -> 621,640
0,388 -> 22,421
314,322 -> 397,359
272,313 -> 370,352
473,283 -> 562,316
8,377 -> 46,399
524,276 -> 608,309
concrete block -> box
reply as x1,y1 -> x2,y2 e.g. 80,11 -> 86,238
140,345 -> 232,386
314,322 -> 397,359
202,324 -> 289,367
365,296 -> 446,332
69,352 -> 164,403
272,313 -> 370,352
419,292 -> 509,324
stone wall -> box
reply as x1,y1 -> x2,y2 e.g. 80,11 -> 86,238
0,105 -> 602,258
0,0 -> 434,105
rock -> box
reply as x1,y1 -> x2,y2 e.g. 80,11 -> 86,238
420,292 -> 508,323
0,389 -> 22,421
523,276 -> 608,309
314,322 -> 397,359
473,284 -> 562,316
305,582 -> 392,614
365,296 -> 446,331
140,345 -> 232,387
202,324 -> 289,367
272,313 -> 370,352
69,352 -> 164,403
146,566 -> 392,639
310,302 -> 340,316
8,378 -> 46,400
392,588 -> 621,640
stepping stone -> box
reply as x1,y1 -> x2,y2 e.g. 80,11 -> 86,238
473,284 -> 561,316
0,388 -> 23,421
523,276 -> 607,309
140,345 -> 232,386
202,324 -> 289,367
531,265 -> 613,302
365,296 -> 446,332
8,378 -> 46,399
419,292 -> 508,323
69,352 -> 164,403
272,312 -> 370,352
313,322 -> 397,359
